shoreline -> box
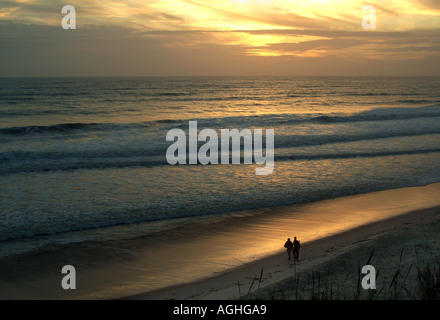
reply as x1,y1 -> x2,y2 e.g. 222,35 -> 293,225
125,204 -> 440,300
1,183 -> 440,299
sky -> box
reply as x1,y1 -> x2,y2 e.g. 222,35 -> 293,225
1,0 -> 440,77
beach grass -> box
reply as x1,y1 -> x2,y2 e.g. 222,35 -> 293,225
242,248 -> 440,300
234,204 -> 440,301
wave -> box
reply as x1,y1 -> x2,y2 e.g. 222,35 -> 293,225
347,92 -> 394,96
275,129 -> 440,148
0,121 -> 158,135
1,105 -> 439,135
309,108 -> 440,124
274,148 -> 440,162
0,123 -> 104,135
397,99 -> 432,104
0,106 -> 440,135
155,119 -> 181,124
2,144 -> 439,175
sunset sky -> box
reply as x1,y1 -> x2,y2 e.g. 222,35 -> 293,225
1,0 -> 440,76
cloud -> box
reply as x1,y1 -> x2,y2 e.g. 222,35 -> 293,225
264,38 -> 366,52
411,0 -> 440,10
1,0 -> 440,76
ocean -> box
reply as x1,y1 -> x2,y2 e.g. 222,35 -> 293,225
1,76 -> 440,251
1,76 -> 440,298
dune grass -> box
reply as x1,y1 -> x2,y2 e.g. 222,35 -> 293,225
241,249 -> 440,300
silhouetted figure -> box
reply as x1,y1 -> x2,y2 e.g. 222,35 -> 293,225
284,238 -> 293,260
292,237 -> 301,260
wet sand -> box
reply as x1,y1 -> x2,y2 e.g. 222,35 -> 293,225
124,182 -> 440,300
126,205 -> 440,300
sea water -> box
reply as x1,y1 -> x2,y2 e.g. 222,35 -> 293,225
1,76 -> 440,258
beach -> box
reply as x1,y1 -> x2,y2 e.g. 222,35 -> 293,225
1,183 -> 439,300
127,198 -> 440,300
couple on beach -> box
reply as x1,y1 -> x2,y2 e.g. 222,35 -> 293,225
284,237 -> 300,261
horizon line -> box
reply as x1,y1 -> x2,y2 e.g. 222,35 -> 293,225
2,75 -> 440,79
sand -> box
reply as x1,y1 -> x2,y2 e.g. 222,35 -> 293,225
127,205 -> 440,300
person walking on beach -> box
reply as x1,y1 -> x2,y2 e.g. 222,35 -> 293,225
284,238 -> 293,260
292,237 -> 301,260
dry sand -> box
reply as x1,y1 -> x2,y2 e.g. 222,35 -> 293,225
128,206 -> 440,300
